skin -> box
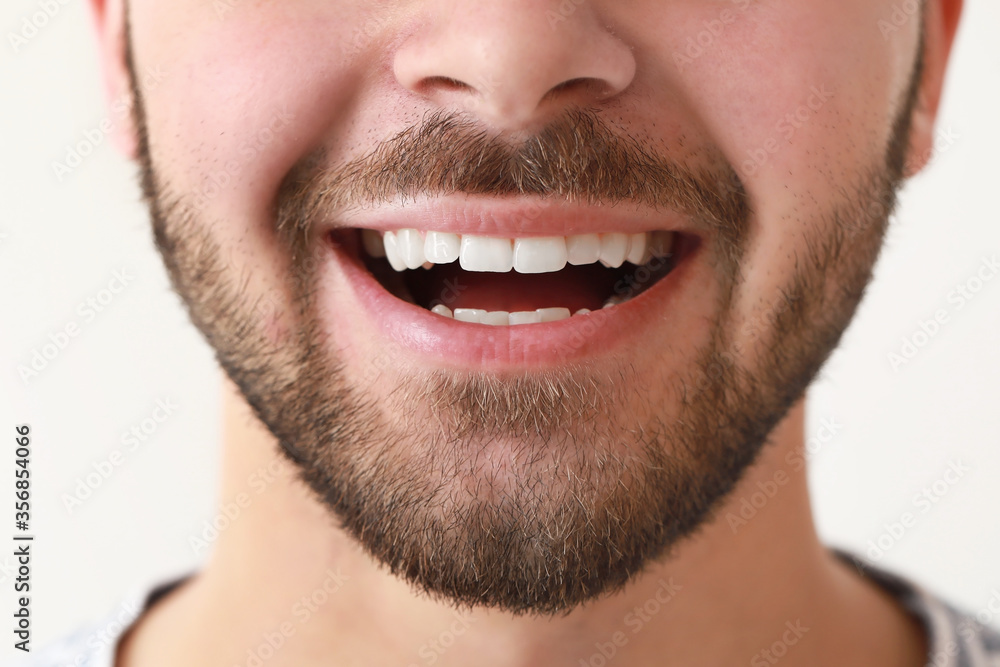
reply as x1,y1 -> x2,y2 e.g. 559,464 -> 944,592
88,0 -> 962,665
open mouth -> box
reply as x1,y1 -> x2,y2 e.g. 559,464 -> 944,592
333,227 -> 690,326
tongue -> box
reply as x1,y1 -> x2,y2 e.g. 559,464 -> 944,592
410,263 -> 613,312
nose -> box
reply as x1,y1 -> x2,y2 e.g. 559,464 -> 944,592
392,0 -> 636,132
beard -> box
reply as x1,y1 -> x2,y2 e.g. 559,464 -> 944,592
124,27 -> 923,615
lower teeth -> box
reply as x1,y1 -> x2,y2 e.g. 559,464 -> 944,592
602,295 -> 630,309
420,257 -> 668,325
429,306 -> 595,326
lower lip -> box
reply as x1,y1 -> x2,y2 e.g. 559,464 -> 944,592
328,235 -> 703,369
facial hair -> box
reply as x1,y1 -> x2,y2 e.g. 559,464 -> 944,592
124,21 -> 923,615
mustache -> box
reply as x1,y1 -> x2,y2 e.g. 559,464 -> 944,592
275,106 -> 750,266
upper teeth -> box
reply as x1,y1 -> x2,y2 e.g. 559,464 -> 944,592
363,229 -> 674,273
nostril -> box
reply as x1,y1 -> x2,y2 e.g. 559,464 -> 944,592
541,77 -> 610,105
420,75 -> 475,94
548,78 -> 589,94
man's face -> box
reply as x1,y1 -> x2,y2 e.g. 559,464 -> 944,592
122,0 -> 924,614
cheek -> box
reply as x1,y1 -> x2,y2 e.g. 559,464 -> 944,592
135,4 -> 367,218
647,1 -> 908,341
673,2 -> 902,194
130,1 -> 379,332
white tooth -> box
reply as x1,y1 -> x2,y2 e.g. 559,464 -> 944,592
459,236 -> 513,272
431,304 -> 453,318
508,311 -> 542,325
395,228 -> 426,269
482,311 -> 510,326
650,231 -> 675,258
603,294 -> 630,309
513,237 -> 567,274
599,233 -> 629,268
625,232 -> 648,265
361,229 -> 386,258
536,307 -> 571,323
454,308 -> 486,323
566,234 -> 601,265
573,308 -> 591,316
382,231 -> 408,272
424,231 -> 461,264
637,244 -> 654,266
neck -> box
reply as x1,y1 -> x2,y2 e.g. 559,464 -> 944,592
119,377 -> 926,667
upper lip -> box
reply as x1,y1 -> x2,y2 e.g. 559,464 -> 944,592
328,194 -> 699,238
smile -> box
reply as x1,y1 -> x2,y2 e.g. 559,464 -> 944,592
322,198 -> 705,366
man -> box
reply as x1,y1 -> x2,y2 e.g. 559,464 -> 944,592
29,0 -> 998,664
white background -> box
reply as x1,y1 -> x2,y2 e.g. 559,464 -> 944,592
0,0 -> 998,656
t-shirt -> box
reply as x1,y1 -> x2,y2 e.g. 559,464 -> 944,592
15,550 -> 1000,667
